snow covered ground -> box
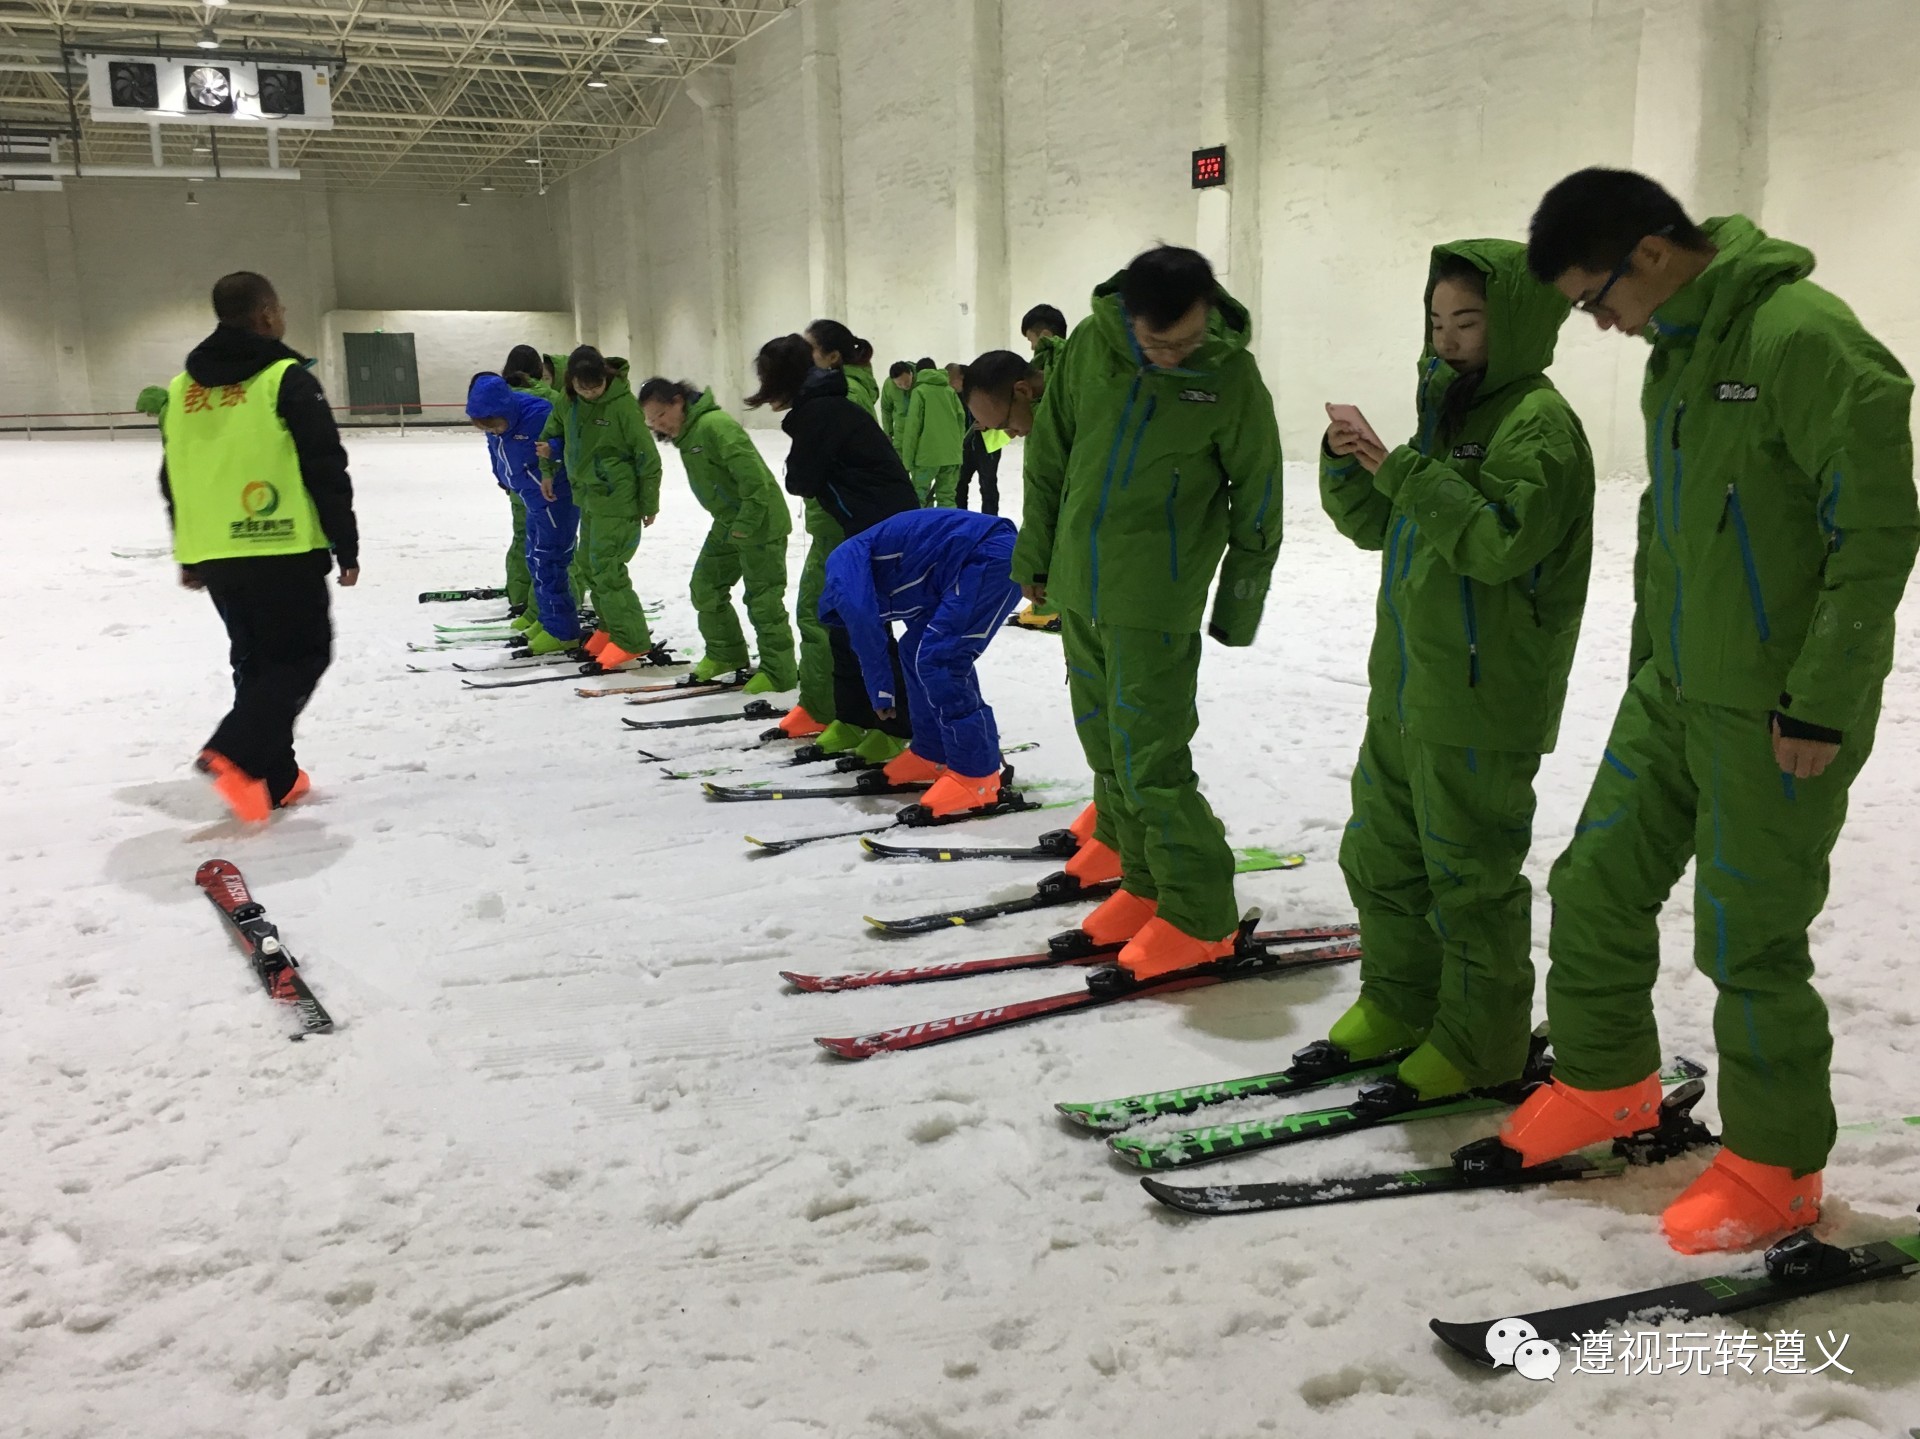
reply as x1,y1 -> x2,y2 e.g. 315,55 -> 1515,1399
2,429 -> 1917,1439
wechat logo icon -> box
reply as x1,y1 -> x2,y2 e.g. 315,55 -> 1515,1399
1486,1319 -> 1561,1381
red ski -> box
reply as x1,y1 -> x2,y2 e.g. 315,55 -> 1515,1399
195,859 -> 334,1036
783,922 -> 1358,992
814,937 -> 1360,1059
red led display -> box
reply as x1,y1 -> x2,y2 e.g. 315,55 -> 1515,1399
1191,145 -> 1227,189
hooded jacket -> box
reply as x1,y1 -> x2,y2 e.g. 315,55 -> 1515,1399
781,365 -> 921,537
1012,274 -> 1282,642
158,324 -> 358,572
1630,215 -> 1917,733
1031,334 -> 1066,377
1322,239 -> 1594,753
896,368 -> 967,471
880,375 -> 909,438
539,358 -> 660,520
467,374 -> 552,499
673,388 -> 792,545
843,363 -> 880,417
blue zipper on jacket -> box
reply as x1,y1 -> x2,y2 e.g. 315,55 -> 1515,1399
1087,375 -> 1143,619
1667,402 -> 1687,692
1717,484 -> 1772,641
1459,578 -> 1480,686
1383,516 -> 1411,720
1165,468 -> 1182,582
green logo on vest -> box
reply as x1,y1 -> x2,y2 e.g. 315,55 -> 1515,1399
241,480 -> 281,517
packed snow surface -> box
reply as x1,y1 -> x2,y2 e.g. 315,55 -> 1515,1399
2,432 -> 1916,1438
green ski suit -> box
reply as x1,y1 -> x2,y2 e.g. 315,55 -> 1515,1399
1545,216 -> 1917,1174
1015,276 -> 1282,940
674,389 -> 796,685
880,376 -> 909,439
540,360 -> 661,654
843,364 -> 880,418
897,368 -> 967,506
1023,336 -> 1070,617
1322,239 -> 1594,1088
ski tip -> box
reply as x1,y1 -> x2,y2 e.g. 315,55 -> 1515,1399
778,970 -> 821,990
860,915 -> 887,931
1139,1177 -> 1206,1212
857,836 -> 879,854
814,1036 -> 872,1060
193,858 -> 230,885
1427,1318 -> 1497,1366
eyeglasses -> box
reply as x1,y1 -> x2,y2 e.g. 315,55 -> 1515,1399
1576,224 -> 1675,315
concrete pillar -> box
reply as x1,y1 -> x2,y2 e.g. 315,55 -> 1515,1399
566,179 -> 595,345
618,145 -> 652,377
800,0 -> 847,322
688,67 -> 746,411
40,188 -> 96,412
302,179 -> 340,395
1197,0 -> 1263,330
953,0 -> 1008,359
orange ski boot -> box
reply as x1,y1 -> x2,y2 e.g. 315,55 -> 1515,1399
1079,889 -> 1159,947
778,704 -> 827,739
1114,916 -> 1237,982
592,641 -> 641,670
1499,1073 -> 1666,1167
1059,803 -> 1121,884
197,749 -> 271,824
1661,1151 -> 1822,1254
918,768 -> 1001,818
582,629 -> 611,657
276,770 -> 312,809
883,748 -> 946,785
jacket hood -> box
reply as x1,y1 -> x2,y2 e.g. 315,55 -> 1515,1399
1422,238 -> 1569,398
466,372 -> 538,425
1087,270 -> 1253,373
184,324 -> 311,388
1652,215 -> 1815,342
576,358 -> 633,404
912,368 -> 953,389
798,365 -> 848,402
675,387 -> 718,445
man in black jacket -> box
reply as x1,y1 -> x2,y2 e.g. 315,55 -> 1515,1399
160,271 -> 360,822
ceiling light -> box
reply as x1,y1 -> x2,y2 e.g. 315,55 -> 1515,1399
646,19 -> 668,45
585,70 -> 609,89
480,181 -> 495,192
195,24 -> 220,49
457,192 -> 471,207
524,156 -> 542,165
205,0 -> 230,6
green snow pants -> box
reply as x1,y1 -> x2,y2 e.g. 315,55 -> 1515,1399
1545,664 -> 1879,1175
1338,718 -> 1543,1087
506,491 -> 532,611
581,510 -> 651,654
1061,608 -> 1237,940
913,466 -> 960,508
692,527 -> 796,687
570,508 -> 593,612
796,501 -> 844,722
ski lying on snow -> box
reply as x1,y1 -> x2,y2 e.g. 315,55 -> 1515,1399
784,921 -> 1358,992
194,859 -> 334,1036
745,792 -> 1073,855
624,700 -> 786,732
1431,1226 -> 1920,1365
1142,1078 -> 1716,1214
703,773 -> 931,802
1107,1052 -> 1709,1171
420,586 -> 508,603
572,671 -> 748,700
862,851 -> 1305,935
464,657 -> 683,690
815,925 -> 1360,1060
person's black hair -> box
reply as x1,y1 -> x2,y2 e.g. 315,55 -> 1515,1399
1020,303 -> 1067,337
1428,254 -> 1490,439
745,334 -> 814,408
565,344 -> 610,397
806,318 -> 863,364
503,344 -> 544,384
961,349 -> 1037,406
1118,247 -> 1217,330
849,336 -> 874,365
1526,167 -> 1710,283
212,271 -> 277,326
888,360 -> 915,379
914,356 -> 935,371
637,376 -> 700,407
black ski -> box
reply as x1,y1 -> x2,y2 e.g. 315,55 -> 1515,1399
859,828 -> 1082,863
702,772 -> 931,802
624,700 -> 786,732
1431,1224 -> 1920,1365
864,875 -> 1118,934
1142,1079 -> 1716,1215
1055,1034 -> 1395,1132
745,790 -> 1051,854
194,859 -> 334,1036
419,586 -> 508,603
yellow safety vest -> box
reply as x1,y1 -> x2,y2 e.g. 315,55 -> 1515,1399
163,359 -> 325,563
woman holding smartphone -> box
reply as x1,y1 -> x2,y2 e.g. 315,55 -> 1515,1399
1315,239 -> 1595,1108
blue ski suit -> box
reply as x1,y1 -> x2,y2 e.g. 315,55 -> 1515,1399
467,374 -> 579,641
819,509 -> 1021,777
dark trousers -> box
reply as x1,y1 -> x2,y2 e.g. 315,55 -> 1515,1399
828,623 -> 912,739
199,553 -> 334,801
956,429 -> 1000,514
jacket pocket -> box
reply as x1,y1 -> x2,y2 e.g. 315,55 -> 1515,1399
1717,484 -> 1772,641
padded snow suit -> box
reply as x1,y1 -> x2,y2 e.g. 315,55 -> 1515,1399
540,361 -> 660,654
1545,216 -> 1918,1174
1321,240 -> 1594,1088
470,375 -> 579,642
820,510 -> 1021,777
673,388 -> 795,685
1016,276 -> 1283,940
896,368 -> 967,506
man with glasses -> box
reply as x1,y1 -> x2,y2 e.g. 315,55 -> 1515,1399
1501,168 -> 1917,1253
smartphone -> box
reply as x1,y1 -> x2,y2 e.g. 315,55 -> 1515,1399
1325,403 -> 1384,450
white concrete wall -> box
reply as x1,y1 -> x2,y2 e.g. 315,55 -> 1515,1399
319,310 -> 575,415
0,177 -> 564,425
558,0 -> 1920,474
